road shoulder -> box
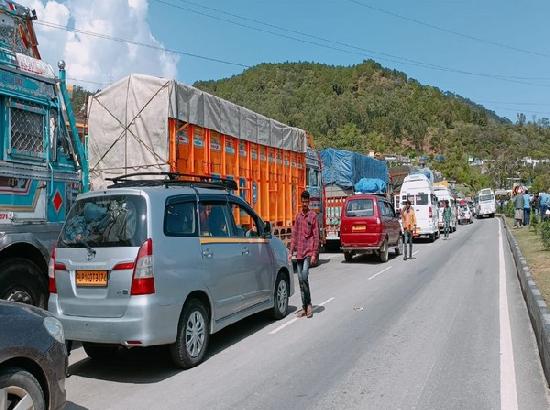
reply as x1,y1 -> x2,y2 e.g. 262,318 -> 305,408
501,215 -> 550,386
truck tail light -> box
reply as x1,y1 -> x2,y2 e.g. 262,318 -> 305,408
131,239 -> 155,295
48,249 -> 66,293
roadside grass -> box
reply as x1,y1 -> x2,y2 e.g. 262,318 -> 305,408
505,217 -> 550,304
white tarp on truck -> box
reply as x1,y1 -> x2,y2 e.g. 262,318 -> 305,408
87,74 -> 307,189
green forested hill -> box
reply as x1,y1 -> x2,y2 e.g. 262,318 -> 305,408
194,60 -> 550,190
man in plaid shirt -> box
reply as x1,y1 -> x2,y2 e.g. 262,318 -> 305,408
289,191 -> 319,318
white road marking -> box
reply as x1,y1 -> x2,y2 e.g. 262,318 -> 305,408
498,219 -> 518,410
368,266 -> 393,281
269,318 -> 298,335
318,297 -> 335,307
269,297 -> 335,335
412,250 -> 420,256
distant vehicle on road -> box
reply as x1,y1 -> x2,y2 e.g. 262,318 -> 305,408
340,194 -> 402,263
0,300 -> 67,410
49,174 -> 293,369
475,188 -> 496,218
398,174 -> 440,241
458,203 -> 473,225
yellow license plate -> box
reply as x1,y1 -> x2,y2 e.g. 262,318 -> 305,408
352,225 -> 366,232
76,270 -> 108,287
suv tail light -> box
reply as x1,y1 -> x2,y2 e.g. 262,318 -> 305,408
429,206 -> 433,218
131,238 -> 155,295
48,249 -> 66,293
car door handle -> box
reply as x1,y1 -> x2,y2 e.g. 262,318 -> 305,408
202,248 -> 213,259
241,247 -> 250,255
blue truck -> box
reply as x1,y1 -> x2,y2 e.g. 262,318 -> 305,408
0,1 -> 88,307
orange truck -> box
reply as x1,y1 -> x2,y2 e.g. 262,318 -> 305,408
87,74 -> 324,246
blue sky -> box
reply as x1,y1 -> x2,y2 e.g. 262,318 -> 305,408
145,0 -> 550,121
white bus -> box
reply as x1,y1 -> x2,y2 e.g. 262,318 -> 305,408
475,188 -> 496,218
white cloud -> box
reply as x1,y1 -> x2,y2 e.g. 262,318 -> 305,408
17,0 -> 178,88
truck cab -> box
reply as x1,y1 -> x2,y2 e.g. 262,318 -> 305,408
0,1 -> 87,307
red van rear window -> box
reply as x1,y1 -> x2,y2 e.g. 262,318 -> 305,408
346,199 -> 374,217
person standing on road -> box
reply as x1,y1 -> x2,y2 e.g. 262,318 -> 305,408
289,190 -> 319,319
513,188 -> 524,228
401,200 -> 416,260
523,189 -> 531,226
443,200 -> 452,239
533,193 -> 540,218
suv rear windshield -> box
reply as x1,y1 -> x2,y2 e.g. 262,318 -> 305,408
59,195 -> 147,248
346,199 -> 374,217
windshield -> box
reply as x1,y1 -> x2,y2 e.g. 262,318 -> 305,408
346,199 -> 374,217
479,194 -> 495,202
59,195 -> 147,248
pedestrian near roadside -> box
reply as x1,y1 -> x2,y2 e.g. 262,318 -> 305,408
523,189 -> 531,226
443,200 -> 452,239
401,200 -> 416,260
533,193 -> 540,218
289,190 -> 319,319
513,188 -> 524,228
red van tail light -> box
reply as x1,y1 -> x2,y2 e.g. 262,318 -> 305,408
131,239 -> 155,295
48,248 -> 66,293
429,206 -> 433,218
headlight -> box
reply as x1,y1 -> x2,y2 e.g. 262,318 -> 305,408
43,316 -> 65,344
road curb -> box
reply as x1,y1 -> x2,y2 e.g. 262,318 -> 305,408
500,215 -> 550,386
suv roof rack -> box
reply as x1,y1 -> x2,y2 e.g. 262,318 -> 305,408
105,172 -> 238,191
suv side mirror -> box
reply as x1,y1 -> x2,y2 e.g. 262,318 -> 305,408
263,221 -> 272,237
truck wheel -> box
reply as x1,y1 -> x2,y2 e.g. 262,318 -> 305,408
378,240 -> 389,263
0,258 -> 47,308
344,252 -> 353,262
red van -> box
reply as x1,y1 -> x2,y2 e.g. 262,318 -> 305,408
340,194 -> 403,263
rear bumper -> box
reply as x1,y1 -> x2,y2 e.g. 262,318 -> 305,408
341,246 -> 380,253
49,295 -> 179,346
341,236 -> 384,251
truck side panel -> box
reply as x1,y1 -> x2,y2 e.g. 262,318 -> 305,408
169,119 -> 306,243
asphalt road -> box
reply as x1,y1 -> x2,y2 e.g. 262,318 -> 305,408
65,218 -> 550,410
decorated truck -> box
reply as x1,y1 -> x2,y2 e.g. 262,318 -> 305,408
0,1 -> 88,307
86,74 -> 324,247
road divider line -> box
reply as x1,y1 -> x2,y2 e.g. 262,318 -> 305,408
368,266 -> 393,281
498,219 -> 518,410
269,297 -> 335,335
269,318 -> 298,335
412,250 -> 420,256
318,297 -> 335,307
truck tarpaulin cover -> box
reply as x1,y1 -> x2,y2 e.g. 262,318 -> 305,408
354,178 -> 387,194
320,148 -> 388,188
87,74 -> 307,189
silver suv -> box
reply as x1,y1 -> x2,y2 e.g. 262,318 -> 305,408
48,173 -> 293,368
